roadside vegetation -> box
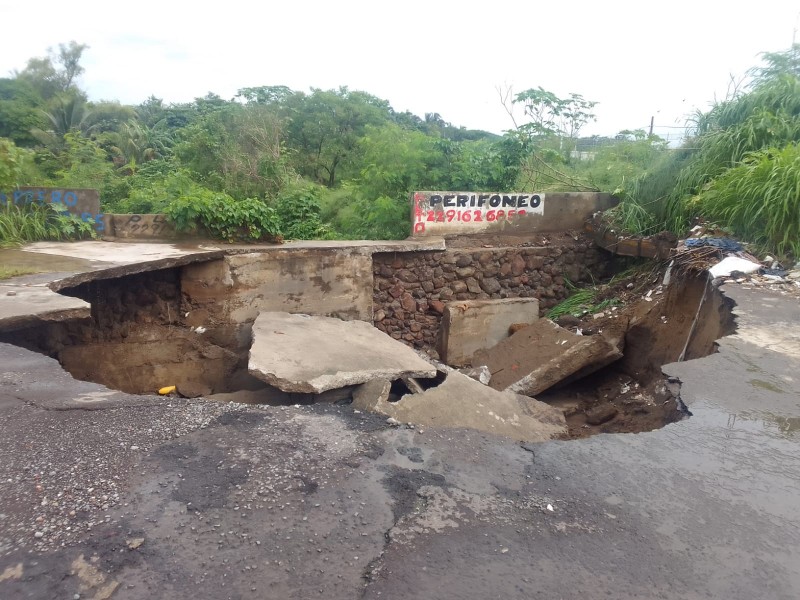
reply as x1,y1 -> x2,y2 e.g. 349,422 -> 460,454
611,45 -> 800,257
0,266 -> 38,280
1,42 -> 797,258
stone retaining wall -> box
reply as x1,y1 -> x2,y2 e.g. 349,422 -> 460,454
373,238 -> 609,352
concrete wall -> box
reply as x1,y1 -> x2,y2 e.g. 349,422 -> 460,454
373,238 -> 610,353
411,191 -> 617,237
1,187 -> 105,235
108,214 -> 181,240
439,298 -> 540,366
181,249 -> 374,355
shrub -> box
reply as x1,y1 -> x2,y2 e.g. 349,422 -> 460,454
164,189 -> 281,243
272,182 -> 329,239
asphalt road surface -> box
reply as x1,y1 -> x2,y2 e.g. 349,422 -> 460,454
0,283 -> 798,599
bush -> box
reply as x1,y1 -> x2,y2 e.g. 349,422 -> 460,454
164,189 -> 281,242
272,182 -> 329,239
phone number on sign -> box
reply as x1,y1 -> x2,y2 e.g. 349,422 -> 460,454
417,208 -> 527,223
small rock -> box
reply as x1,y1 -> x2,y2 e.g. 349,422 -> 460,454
34,531 -> 44,539
6,291 -> 17,296
127,537 -> 145,550
429,300 -> 445,315
386,417 -> 400,426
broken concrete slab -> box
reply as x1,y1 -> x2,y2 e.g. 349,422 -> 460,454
473,319 -> 622,397
0,283 -> 89,331
352,379 -> 392,412
439,297 -> 540,367
380,369 -> 566,443
248,312 -> 437,394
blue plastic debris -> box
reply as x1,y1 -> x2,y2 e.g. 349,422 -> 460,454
684,238 -> 743,252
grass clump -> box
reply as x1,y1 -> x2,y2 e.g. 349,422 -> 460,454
692,142 -> 800,257
0,266 -> 39,280
0,203 -> 96,247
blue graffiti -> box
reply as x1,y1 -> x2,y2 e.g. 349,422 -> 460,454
0,189 -> 104,233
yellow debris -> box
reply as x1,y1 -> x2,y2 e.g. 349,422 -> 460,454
158,385 -> 176,395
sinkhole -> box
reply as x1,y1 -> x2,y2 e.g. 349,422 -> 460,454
0,257 -> 735,439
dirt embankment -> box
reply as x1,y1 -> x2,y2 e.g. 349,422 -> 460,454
539,269 -> 735,438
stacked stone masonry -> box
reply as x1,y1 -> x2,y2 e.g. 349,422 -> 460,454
373,240 -> 609,352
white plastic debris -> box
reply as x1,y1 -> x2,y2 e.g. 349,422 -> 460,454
546,504 -> 554,512
709,256 -> 761,278
663,260 -> 674,286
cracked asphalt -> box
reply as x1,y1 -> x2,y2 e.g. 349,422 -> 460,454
1,283 -> 799,599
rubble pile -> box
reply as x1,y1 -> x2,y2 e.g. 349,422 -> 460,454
247,310 -> 571,442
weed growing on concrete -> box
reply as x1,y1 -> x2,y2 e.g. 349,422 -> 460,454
0,203 -> 95,247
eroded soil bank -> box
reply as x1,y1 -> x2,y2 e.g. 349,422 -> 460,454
0,258 -> 734,439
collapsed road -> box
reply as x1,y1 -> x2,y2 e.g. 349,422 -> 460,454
0,239 -> 798,599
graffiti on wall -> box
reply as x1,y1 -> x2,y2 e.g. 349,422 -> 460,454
0,188 -> 104,233
411,191 -> 545,236
120,214 -> 172,236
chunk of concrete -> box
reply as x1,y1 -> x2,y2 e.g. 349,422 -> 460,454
352,379 -> 392,412
473,319 -> 622,397
439,298 -> 540,367
381,370 -> 566,443
248,312 -> 437,393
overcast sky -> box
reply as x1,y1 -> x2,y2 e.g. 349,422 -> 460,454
2,1 -> 798,141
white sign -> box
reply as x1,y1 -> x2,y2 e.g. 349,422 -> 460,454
411,191 -> 545,236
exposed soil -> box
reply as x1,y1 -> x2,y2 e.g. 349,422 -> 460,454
542,266 -> 735,438
0,268 -> 250,397
0,254 -> 735,441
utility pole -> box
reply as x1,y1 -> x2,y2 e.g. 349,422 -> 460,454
649,116 -> 654,137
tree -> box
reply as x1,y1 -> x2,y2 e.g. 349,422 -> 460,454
175,103 -> 290,198
84,101 -> 137,135
16,41 -> 88,100
283,87 -> 392,187
511,87 -> 597,153
0,78 -> 46,146
236,85 -> 293,105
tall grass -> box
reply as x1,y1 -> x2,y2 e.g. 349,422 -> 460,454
616,72 -> 800,253
0,203 -> 95,247
693,143 -> 800,257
